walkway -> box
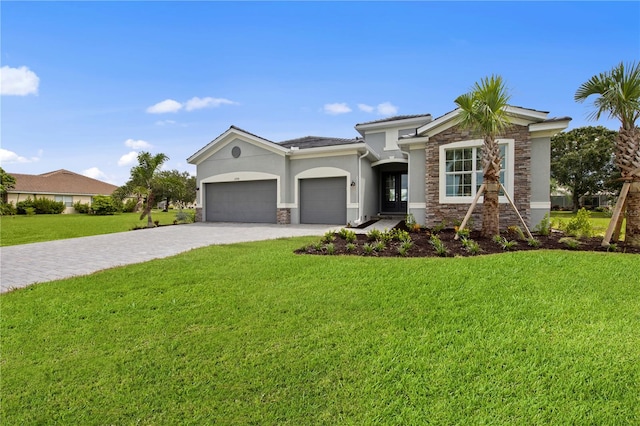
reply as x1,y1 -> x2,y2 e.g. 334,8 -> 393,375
0,223 -> 334,293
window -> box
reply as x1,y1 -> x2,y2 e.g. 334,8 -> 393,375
439,139 -> 514,204
55,195 -> 73,207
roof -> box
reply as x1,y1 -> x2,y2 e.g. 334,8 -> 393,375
355,113 -> 432,127
8,169 -> 118,196
279,136 -> 360,149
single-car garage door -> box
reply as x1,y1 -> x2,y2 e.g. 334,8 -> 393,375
300,177 -> 347,225
205,180 -> 277,223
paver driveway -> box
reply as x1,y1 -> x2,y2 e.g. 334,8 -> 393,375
0,222 -> 334,293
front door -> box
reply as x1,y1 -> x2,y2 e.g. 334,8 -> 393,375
381,172 -> 408,213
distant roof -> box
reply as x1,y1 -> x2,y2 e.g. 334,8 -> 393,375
279,136 -> 360,149
355,114 -> 432,127
8,169 -> 118,196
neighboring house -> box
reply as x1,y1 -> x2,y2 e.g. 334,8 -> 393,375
6,169 -> 118,213
187,106 -> 570,228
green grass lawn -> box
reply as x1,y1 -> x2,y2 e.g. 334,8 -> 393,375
0,211 -> 184,246
2,238 -> 638,424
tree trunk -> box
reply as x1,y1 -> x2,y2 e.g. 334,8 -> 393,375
482,181 -> 500,237
481,136 -> 502,238
626,180 -> 640,247
146,192 -> 155,228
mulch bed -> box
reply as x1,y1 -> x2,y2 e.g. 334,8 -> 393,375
296,222 -> 640,258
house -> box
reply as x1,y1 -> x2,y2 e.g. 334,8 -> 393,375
187,106 -> 570,228
6,169 -> 119,213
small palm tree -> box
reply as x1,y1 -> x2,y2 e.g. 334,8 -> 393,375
455,75 -> 512,237
130,151 -> 169,228
575,61 -> 640,247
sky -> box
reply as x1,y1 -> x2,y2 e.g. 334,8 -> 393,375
1,1 -> 639,186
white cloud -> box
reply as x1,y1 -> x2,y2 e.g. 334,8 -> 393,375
376,102 -> 398,116
358,103 -> 374,113
0,66 -> 40,96
146,99 -> 183,114
324,103 -> 352,115
118,151 -> 139,167
155,119 -> 176,126
82,167 -> 108,181
184,96 -> 236,111
124,138 -> 152,150
0,148 -> 40,164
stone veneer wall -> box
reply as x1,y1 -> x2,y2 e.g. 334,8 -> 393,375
195,207 -> 203,222
277,208 -> 291,224
424,124 -> 531,229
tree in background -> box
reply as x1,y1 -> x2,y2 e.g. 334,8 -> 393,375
454,75 -> 512,237
155,170 -> 197,211
575,61 -> 640,246
0,167 -> 16,204
120,151 -> 169,228
551,126 -> 619,212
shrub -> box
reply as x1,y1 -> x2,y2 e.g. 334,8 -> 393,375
461,238 -> 482,255
0,202 -> 16,216
405,213 -> 416,228
362,243 -> 374,255
17,197 -> 65,214
507,225 -> 526,241
24,207 -> 36,216
527,238 -> 541,248
373,241 -> 386,252
321,231 -> 336,244
345,243 -> 356,253
455,227 -> 470,240
534,214 -> 552,236
493,235 -> 518,251
563,208 -> 593,238
122,198 -> 138,213
175,209 -> 195,224
429,234 -> 449,257
559,237 -> 581,250
337,228 -> 357,243
398,241 -> 413,257
73,201 -> 91,214
91,195 -> 118,215
432,220 -> 447,234
393,229 -> 411,243
325,243 -> 335,255
366,228 -> 382,241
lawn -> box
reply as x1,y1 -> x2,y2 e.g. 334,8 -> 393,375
1,238 -> 638,424
0,210 -> 187,246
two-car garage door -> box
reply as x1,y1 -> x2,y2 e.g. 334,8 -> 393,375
205,180 -> 277,223
204,177 -> 346,225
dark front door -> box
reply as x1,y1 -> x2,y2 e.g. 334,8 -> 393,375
381,172 -> 408,213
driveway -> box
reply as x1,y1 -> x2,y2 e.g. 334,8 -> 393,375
0,222 -> 334,293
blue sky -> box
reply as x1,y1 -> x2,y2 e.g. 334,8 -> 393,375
1,1 -> 639,186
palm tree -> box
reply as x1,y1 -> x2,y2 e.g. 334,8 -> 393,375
575,61 -> 640,247
130,151 -> 169,228
454,75 -> 512,237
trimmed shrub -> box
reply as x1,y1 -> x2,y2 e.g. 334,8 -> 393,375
91,195 -> 118,215
0,202 -> 16,216
122,198 -> 138,213
16,197 -> 64,214
73,201 -> 91,214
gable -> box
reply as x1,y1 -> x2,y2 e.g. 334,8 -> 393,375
187,126 -> 288,165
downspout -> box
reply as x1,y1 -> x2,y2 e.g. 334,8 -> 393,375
400,148 -> 410,218
357,150 -> 369,225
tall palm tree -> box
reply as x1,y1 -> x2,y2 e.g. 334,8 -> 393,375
455,75 -> 512,237
575,61 -> 640,247
130,151 -> 169,228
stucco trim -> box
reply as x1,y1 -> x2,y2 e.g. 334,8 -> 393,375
409,202 -> 426,209
530,201 -> 551,209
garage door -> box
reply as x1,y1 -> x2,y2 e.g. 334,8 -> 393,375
300,177 -> 347,225
205,180 -> 277,223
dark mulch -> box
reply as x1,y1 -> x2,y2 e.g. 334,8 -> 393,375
296,222 -> 640,258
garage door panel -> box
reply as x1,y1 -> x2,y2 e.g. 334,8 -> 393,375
300,177 -> 346,225
205,180 -> 276,223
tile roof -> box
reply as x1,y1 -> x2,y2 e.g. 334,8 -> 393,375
8,169 -> 118,195
279,136 -> 360,149
355,114 -> 432,126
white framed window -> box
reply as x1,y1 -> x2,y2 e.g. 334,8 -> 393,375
55,195 -> 73,207
439,139 -> 514,204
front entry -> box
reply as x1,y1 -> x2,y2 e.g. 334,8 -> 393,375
381,172 -> 408,213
